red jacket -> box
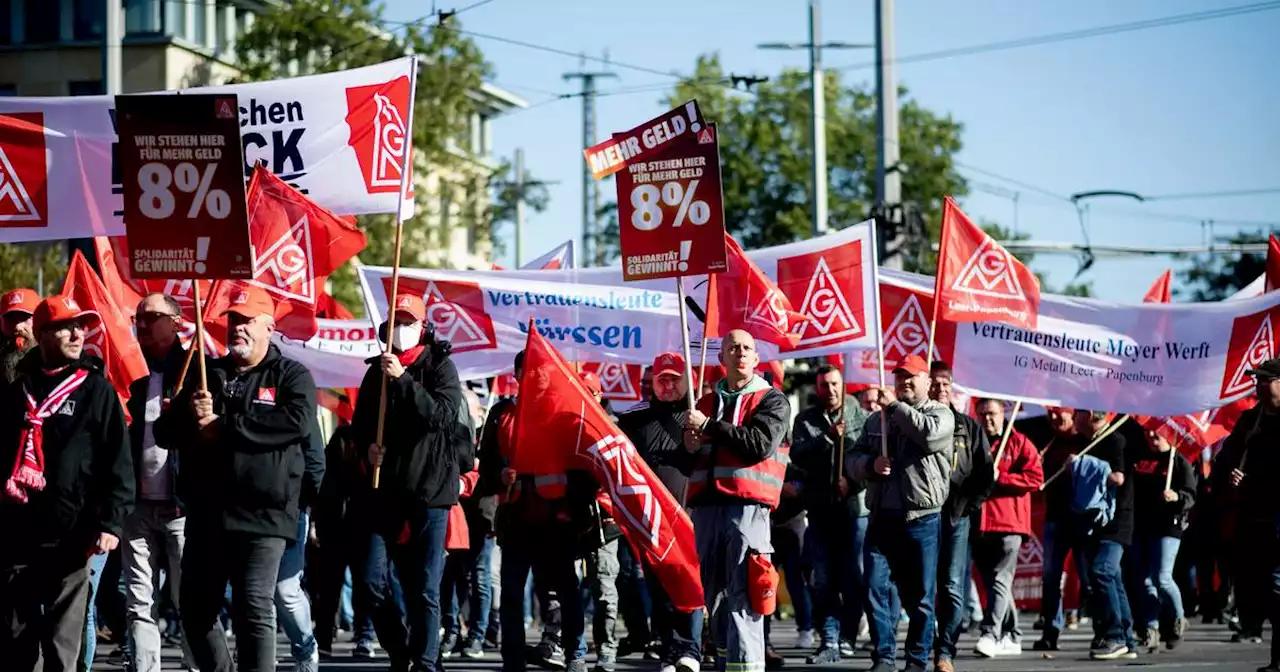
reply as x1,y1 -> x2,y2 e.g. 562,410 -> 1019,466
979,430 -> 1044,535
446,470 -> 481,551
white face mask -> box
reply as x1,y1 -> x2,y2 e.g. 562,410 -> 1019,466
393,323 -> 423,351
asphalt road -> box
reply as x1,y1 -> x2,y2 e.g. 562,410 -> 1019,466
90,615 -> 1273,671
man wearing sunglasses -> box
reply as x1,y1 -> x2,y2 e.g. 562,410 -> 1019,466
0,294 -> 135,671
122,293 -> 200,672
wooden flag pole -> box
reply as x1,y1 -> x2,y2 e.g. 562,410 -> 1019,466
173,337 -> 199,398
869,223 -> 889,458
993,400 -> 1023,467
372,54 -> 420,491
1040,414 -> 1130,490
1164,442 -> 1177,491
697,338 -> 708,396
191,281 -> 208,392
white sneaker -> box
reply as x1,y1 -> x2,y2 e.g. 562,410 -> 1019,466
999,635 -> 1023,656
857,618 -> 870,642
293,649 -> 320,672
974,633 -> 1001,658
675,655 -> 701,672
796,630 -> 815,650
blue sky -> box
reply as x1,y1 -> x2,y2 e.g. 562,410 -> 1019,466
383,0 -> 1280,302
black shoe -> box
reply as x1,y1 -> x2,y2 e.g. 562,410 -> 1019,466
805,647 -> 841,665
567,660 -> 588,672
1032,615 -> 1045,630
765,646 -> 785,670
904,663 -> 927,672
1089,641 -> 1129,660
530,640 -> 567,670
1032,630 -> 1059,652
866,662 -> 896,672
441,633 -> 459,659
1257,664 -> 1280,672
462,636 -> 486,659
1165,618 -> 1188,650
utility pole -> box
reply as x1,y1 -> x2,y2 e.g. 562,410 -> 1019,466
759,3 -> 869,239
875,0 -> 904,269
564,61 -> 616,266
514,148 -> 525,267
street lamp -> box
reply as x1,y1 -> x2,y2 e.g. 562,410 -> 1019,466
758,0 -> 871,238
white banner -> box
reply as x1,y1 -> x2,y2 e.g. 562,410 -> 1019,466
842,268 -> 1280,417
0,58 -> 415,243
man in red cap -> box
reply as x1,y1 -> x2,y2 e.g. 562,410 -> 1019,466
350,291 -> 467,672
0,294 -> 134,671
1,288 -> 39,385
156,284 -> 317,672
616,351 -> 704,672
844,353 -> 954,672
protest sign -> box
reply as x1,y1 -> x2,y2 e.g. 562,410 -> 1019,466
0,57 -> 416,243
614,124 -> 727,282
583,100 -> 704,180
116,94 -> 251,279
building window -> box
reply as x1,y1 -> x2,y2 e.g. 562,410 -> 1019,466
23,0 -> 61,43
73,0 -> 106,40
69,80 -> 104,96
192,0 -> 206,47
164,0 -> 186,40
125,0 -> 161,34
0,85 -> 17,97
0,3 -> 11,46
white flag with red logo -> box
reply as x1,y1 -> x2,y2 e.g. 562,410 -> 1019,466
61,251 -> 149,414
935,197 -> 1040,330
1143,270 -> 1173,304
493,240 -> 575,271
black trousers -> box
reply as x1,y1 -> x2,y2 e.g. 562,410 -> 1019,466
0,548 -> 92,672
180,527 -> 287,672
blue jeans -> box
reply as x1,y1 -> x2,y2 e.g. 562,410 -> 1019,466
1038,520 -> 1090,634
865,512 -> 941,668
804,511 -> 868,647
442,535 -> 495,638
81,551 -> 109,670
1130,535 -> 1183,631
276,511 -> 317,662
358,505 -> 449,671
772,523 -> 812,633
1087,539 -> 1135,648
934,514 -> 971,661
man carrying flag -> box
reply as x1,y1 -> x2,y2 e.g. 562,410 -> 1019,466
681,330 -> 792,672
0,295 -> 135,671
1,289 -> 38,385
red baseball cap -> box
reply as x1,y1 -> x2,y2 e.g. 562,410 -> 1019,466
225,285 -> 276,320
652,352 -> 685,378
33,294 -> 101,332
2,288 -> 39,316
892,354 -> 930,377
393,293 -> 426,322
579,370 -> 602,395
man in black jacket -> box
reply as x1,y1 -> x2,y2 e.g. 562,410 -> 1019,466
351,292 -> 467,672
0,294 -> 134,671
156,285 -> 317,672
122,293 -> 198,672
929,361 -> 992,670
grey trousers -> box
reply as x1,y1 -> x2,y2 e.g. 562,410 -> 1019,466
0,550 -> 92,672
589,539 -> 620,656
974,533 -> 1023,640
692,503 -> 773,672
123,501 -> 198,672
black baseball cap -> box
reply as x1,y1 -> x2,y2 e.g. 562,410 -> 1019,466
1246,358 -> 1280,380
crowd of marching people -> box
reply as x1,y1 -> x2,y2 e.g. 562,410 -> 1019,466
2,282 -> 1280,672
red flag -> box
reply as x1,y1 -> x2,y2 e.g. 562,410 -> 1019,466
491,373 -> 519,397
315,291 -> 355,320
936,197 -> 1040,330
1266,234 -> 1280,293
1138,398 -> 1250,458
62,251 -> 150,415
92,237 -> 143,314
514,326 -> 704,612
1143,269 -> 1173,304
205,166 -> 367,339
704,234 -> 806,348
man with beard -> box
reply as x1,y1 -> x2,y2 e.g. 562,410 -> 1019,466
156,285 -> 317,672
929,361 -> 992,671
1,288 -> 38,385
682,330 -> 791,672
846,354 -> 954,672
618,353 -> 703,672
0,294 -> 134,670
351,293 -> 467,672
122,293 -> 199,672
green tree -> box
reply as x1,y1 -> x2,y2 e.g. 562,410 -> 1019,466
0,243 -> 67,297
1178,229 -> 1270,300
234,0 -> 547,316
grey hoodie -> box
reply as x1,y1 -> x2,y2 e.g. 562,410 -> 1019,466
846,398 -> 954,521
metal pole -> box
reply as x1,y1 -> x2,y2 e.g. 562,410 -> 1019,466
514,147 -> 525,267
104,0 -> 122,96
809,0 -> 828,238
875,0 -> 903,269
581,79 -> 594,264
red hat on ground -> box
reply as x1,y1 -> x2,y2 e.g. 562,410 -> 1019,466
393,293 -> 426,322
652,352 -> 686,377
579,370 -> 602,396
33,294 -> 101,332
226,285 -> 276,320
892,354 -> 930,377
2,288 -> 39,316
